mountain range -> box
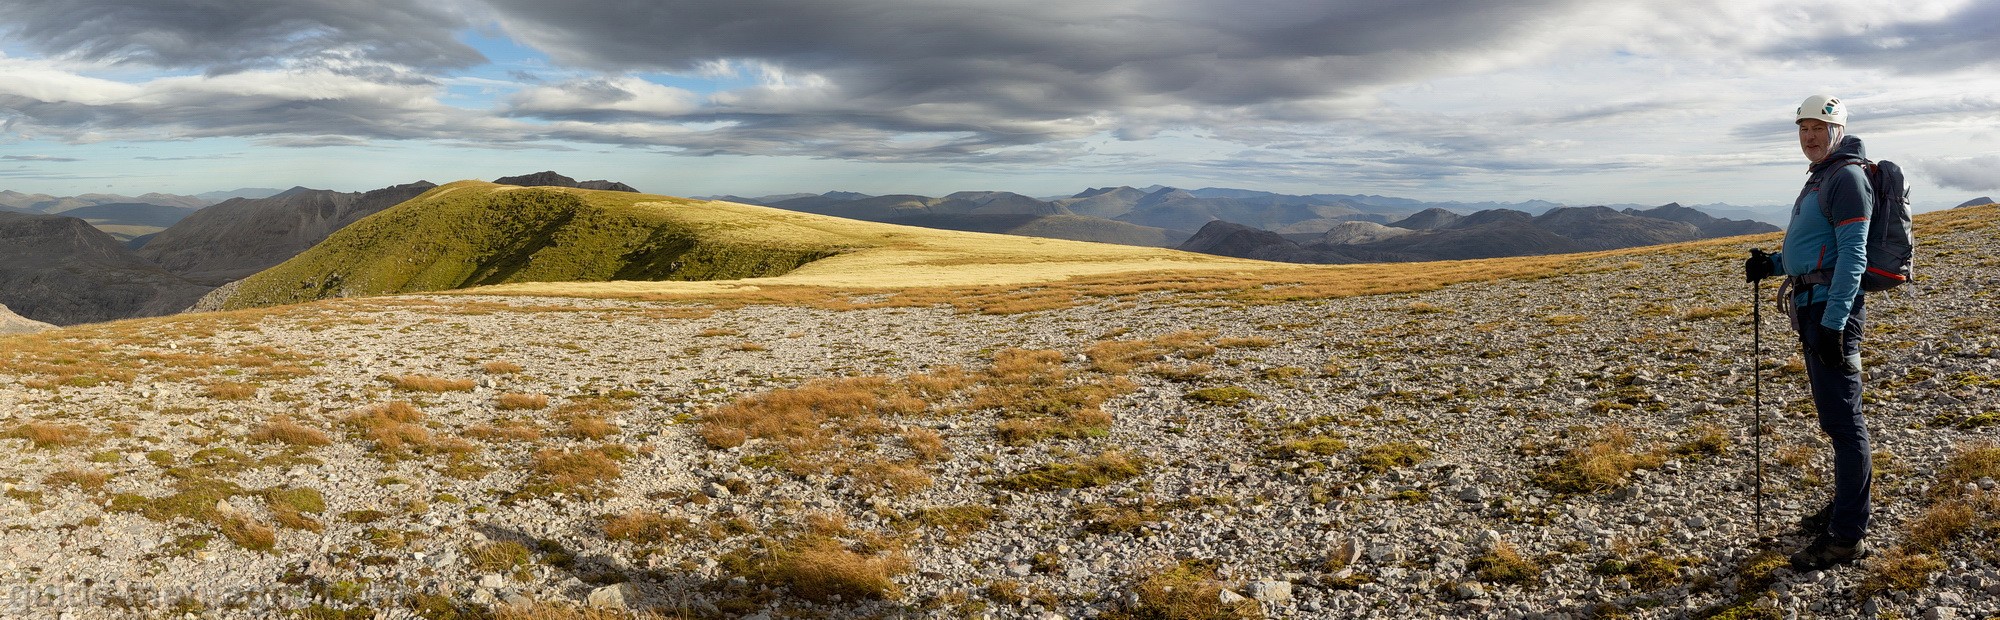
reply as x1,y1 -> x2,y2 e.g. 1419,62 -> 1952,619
0,176 -> 1809,326
1179,203 -> 1778,264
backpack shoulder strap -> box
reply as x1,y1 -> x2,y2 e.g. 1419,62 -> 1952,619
1818,158 -> 1873,225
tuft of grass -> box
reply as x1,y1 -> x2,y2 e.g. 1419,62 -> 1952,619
727,532 -> 911,603
386,374 -> 476,392
903,505 -> 999,542
530,447 -> 623,488
1216,336 -> 1275,349
1530,426 -> 1663,494
601,510 -> 689,544
249,415 -> 332,446
343,402 -> 434,456
466,420 -> 543,442
1103,559 -> 1261,620
1856,548 -> 1945,599
1903,500 -> 1977,554
1933,442 -> 2000,497
1679,304 -> 1748,321
203,381 -> 258,400
482,361 -> 524,374
1470,542 -> 1543,586
1355,441 -> 1431,473
1669,424 -> 1730,459
44,468 -> 111,492
495,393 -> 550,411
469,541 -> 534,576
1264,435 -> 1347,459
1086,330 -> 1217,375
990,451 -> 1145,492
219,513 -> 277,552
1592,553 -> 1697,590
4,421 -> 92,449
1185,386 -> 1260,407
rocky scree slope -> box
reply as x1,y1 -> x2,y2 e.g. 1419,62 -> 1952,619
0,207 -> 1995,619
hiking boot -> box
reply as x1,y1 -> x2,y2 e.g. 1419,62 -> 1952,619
1790,533 -> 1870,571
1797,504 -> 1832,535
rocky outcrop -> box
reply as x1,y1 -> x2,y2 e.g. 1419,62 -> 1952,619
136,182 -> 438,286
493,171 -> 639,193
0,212 -> 212,325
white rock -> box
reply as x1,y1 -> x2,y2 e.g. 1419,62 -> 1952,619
587,583 -> 637,610
1248,580 -> 1292,603
478,574 -> 506,589
1218,588 -> 1249,605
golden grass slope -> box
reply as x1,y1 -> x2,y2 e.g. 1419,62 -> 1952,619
213,181 -> 1284,309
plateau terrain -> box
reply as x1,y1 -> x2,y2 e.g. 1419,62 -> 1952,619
0,193 -> 1994,619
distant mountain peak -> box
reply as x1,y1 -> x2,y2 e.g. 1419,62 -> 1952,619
493,171 -> 639,193
272,186 -> 320,198
1957,197 -> 1995,209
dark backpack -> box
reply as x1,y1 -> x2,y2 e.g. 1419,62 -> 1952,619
1821,159 -> 1914,292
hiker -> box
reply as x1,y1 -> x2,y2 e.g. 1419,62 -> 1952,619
1743,94 -> 1874,570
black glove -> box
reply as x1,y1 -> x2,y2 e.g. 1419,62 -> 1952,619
1744,249 -> 1775,282
1812,325 -> 1857,374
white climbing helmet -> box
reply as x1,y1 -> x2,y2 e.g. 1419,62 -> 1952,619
1796,94 -> 1848,127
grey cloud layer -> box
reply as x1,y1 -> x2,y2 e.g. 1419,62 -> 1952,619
0,0 -> 482,71
2,0 -> 1996,173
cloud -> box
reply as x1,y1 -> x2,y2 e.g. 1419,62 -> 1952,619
1761,0 -> 2000,73
1917,155 -> 2000,192
0,0 -> 484,71
1,155 -> 80,162
0,61 -> 513,144
478,0 -> 1600,157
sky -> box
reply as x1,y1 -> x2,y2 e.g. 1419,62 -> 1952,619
2,0 -> 1997,209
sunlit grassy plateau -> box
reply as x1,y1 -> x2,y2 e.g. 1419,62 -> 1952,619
0,185 -> 1994,619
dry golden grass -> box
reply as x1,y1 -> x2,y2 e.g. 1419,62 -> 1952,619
1086,330 -> 1216,374
730,533 -> 912,603
531,447 -> 623,488
202,381 -> 258,400
482,361 -> 524,374
248,415 -> 332,446
602,509 -> 689,544
493,601 -> 675,620
1532,426 -> 1664,494
343,402 -> 433,455
218,513 -> 276,552
4,421 -> 92,449
495,392 -> 550,411
44,468 -> 111,492
1904,500 -> 1978,553
387,374 -> 477,392
466,420 -> 544,442
1858,547 -> 1946,598
1104,560 -> 1260,620
1934,442 -> 2000,497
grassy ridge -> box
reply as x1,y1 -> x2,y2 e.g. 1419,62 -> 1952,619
218,183 -> 849,309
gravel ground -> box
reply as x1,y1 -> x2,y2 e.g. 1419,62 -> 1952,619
1,219 -> 1996,620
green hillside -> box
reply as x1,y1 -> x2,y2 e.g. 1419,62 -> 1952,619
216,181 -> 1279,309
215,183 -> 845,309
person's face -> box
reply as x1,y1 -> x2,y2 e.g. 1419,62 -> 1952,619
1798,118 -> 1834,163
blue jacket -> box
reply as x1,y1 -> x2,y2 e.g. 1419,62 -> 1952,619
1773,134 -> 1871,331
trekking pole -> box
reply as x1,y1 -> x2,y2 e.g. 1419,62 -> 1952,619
1751,279 -> 1765,541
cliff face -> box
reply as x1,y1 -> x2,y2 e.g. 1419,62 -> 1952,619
0,212 -> 212,325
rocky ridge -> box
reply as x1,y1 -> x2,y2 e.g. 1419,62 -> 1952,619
0,211 -> 1995,619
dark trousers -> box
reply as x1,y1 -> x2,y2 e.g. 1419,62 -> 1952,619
1794,295 -> 1870,541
